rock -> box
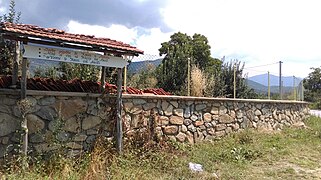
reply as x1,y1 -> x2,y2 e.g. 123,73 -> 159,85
164,105 -> 173,116
170,101 -> 179,108
215,130 -> 225,137
66,142 -> 83,149
143,103 -> 156,111
54,98 -> 87,120
0,105 -> 11,114
255,109 -> 262,116
203,113 -> 212,122
188,124 -> 197,132
194,120 -> 204,127
169,116 -> 184,125
210,107 -> 219,115
30,133 -> 45,143
184,119 -> 192,126
159,116 -> 169,125
26,114 -> 45,134
204,122 -> 212,128
57,131 -> 70,142
36,106 -> 57,121
130,106 -> 143,114
82,116 -> 102,130
181,125 -> 188,132
191,114 -> 198,121
161,101 -> 169,110
195,104 -> 207,111
34,143 -> 60,153
236,111 -> 243,118
194,130 -> 204,143
163,126 -> 178,135
74,134 -> 87,142
1,137 -> 9,144
219,106 -> 227,115
219,114 -> 234,123
133,99 -> 146,105
216,124 -> 226,131
176,132 -> 186,142
173,109 -> 184,117
38,97 -> 56,106
0,145 -> 13,158
86,135 -> 96,144
230,110 -> 236,118
207,128 -> 215,135
186,131 -> 194,144
0,96 -> 17,105
123,102 -> 134,112
0,113 -> 19,137
63,117 -> 80,133
184,106 -> 191,118
87,129 -> 99,135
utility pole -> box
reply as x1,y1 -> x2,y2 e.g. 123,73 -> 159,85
279,61 -> 283,100
268,71 -> 271,99
233,63 -> 236,99
293,76 -> 296,101
301,80 -> 304,101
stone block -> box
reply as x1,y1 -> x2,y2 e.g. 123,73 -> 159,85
163,126 -> 178,135
133,99 -> 146,105
38,97 -> 56,106
36,106 -> 57,121
0,113 -> 19,137
82,116 -> 102,130
54,98 -> 87,120
203,113 -> 212,122
169,116 -> 184,125
176,132 -> 186,142
74,134 -> 87,142
218,114 -> 234,123
63,117 -> 80,133
30,133 -> 45,143
173,109 -> 184,117
26,114 -> 45,134
216,124 -> 226,131
184,106 -> 191,118
195,104 -> 206,111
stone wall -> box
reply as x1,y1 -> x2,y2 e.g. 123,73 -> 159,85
0,90 -> 310,157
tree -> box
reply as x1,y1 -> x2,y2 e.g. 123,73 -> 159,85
303,67 -> 321,108
211,59 -> 257,99
59,62 -> 100,81
157,32 -> 220,95
0,0 -> 21,75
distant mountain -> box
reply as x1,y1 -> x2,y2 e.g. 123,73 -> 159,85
248,73 -> 303,87
127,58 -> 163,74
246,79 -> 296,94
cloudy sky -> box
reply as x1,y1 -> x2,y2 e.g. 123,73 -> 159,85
1,0 -> 320,78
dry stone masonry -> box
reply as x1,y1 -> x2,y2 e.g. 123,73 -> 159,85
0,91 -> 309,158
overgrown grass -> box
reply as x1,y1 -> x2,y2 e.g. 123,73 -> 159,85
1,116 -> 321,179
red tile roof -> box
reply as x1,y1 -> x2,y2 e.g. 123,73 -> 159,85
0,22 -> 144,55
0,76 -> 170,95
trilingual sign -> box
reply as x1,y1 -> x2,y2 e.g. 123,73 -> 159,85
22,44 -> 128,68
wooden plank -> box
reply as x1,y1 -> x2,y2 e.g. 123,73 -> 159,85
22,44 -> 129,68
11,41 -> 20,87
116,68 -> 123,154
21,57 -> 27,99
100,66 -> 106,92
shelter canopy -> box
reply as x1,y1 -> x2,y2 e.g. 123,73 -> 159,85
0,22 -> 143,56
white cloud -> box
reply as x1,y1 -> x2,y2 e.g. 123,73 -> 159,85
66,20 -> 172,60
66,0 -> 321,78
162,0 -> 321,78
66,20 -> 138,46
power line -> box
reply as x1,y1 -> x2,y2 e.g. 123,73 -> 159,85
244,62 -> 279,70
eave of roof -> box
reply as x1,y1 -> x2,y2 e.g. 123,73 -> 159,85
0,22 -> 144,56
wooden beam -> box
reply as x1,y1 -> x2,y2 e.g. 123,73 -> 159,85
100,67 -> 106,92
116,68 -> 123,154
11,41 -> 20,88
21,57 -> 27,99
20,56 -> 28,156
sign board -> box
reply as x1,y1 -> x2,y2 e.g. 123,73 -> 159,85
22,44 -> 128,68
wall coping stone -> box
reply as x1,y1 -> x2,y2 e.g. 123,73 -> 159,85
0,88 -> 308,104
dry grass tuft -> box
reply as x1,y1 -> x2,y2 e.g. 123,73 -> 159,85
190,65 -> 206,97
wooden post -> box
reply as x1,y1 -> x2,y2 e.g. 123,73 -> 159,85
268,71 -> 271,99
100,67 -> 106,92
187,57 -> 190,96
233,63 -> 236,99
123,65 -> 127,92
12,41 -> 20,87
116,68 -> 123,154
21,57 -> 28,155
